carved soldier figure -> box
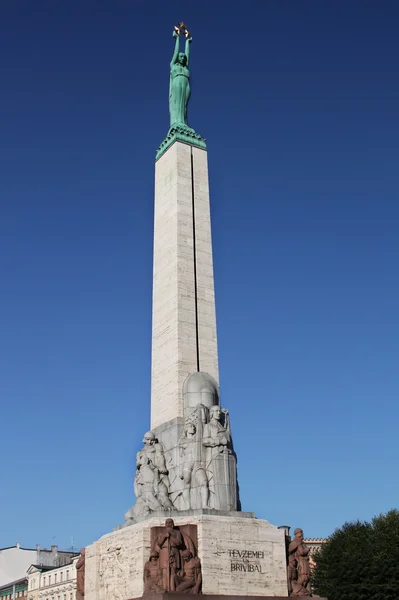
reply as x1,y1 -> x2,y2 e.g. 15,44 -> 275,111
153,518 -> 184,591
134,454 -> 163,511
176,550 -> 202,594
288,528 -> 312,597
202,406 -> 231,455
75,549 -> 85,600
179,420 -> 209,510
134,431 -> 174,515
143,551 -> 165,594
201,405 -> 237,510
141,432 -> 173,508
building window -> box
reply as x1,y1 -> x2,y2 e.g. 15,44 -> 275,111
66,571 -> 69,581
43,577 -> 46,587
64,594 -> 66,600
54,575 -> 57,584
48,576 -> 51,585
60,573 -> 63,583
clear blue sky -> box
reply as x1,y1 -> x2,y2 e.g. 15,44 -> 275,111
1,0 -> 398,551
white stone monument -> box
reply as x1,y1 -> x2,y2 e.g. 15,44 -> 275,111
85,23 -> 290,600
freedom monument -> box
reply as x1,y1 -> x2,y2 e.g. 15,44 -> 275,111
84,24 -> 320,600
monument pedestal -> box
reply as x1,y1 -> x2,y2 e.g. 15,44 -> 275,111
85,514 -> 289,600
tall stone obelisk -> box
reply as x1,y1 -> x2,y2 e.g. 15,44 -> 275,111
151,133 -> 219,429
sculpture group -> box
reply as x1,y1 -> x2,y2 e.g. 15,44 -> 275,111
144,519 -> 202,595
125,374 -> 238,523
179,403 -> 235,511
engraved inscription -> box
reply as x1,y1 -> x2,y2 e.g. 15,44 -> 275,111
228,549 -> 265,559
231,563 -> 263,573
227,549 -> 265,574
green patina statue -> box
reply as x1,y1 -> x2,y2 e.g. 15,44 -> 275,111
169,27 -> 192,127
156,23 -> 206,160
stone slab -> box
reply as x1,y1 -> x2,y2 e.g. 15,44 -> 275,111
85,514 -> 289,600
119,509 -> 255,528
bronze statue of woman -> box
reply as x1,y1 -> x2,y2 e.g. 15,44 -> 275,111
169,27 -> 192,128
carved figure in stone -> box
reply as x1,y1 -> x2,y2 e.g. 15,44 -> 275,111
153,518 -> 184,591
136,454 -> 164,510
170,24 -> 192,127
143,551 -> 165,594
202,405 -> 236,510
202,406 -> 231,455
150,519 -> 198,592
288,528 -> 312,597
126,431 -> 174,521
75,549 -> 85,600
175,550 -> 202,594
179,418 -> 209,510
139,431 -> 173,509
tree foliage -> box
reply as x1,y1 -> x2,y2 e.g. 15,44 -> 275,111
312,509 -> 399,600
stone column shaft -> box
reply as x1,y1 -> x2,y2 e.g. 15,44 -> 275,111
151,141 -> 219,429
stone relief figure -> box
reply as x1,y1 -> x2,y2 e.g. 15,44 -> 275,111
143,551 -> 164,594
132,453 -> 163,517
139,431 -> 173,510
148,520 -> 201,594
288,528 -> 312,597
125,431 -> 174,523
202,406 -> 231,455
124,372 -> 238,523
202,405 -> 236,510
75,548 -> 85,600
178,413 -> 209,510
178,372 -> 238,511
153,518 -> 185,591
175,550 -> 202,594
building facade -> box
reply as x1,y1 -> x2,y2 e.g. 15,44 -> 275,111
304,538 -> 328,568
27,556 -> 79,600
0,546 -> 78,589
0,578 -> 28,600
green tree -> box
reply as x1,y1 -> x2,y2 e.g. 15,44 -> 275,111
312,509 -> 399,600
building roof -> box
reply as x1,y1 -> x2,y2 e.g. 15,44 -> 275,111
0,577 -> 27,592
26,565 -> 57,574
0,546 -> 75,554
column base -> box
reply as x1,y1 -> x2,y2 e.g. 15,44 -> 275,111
85,514 -> 289,599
